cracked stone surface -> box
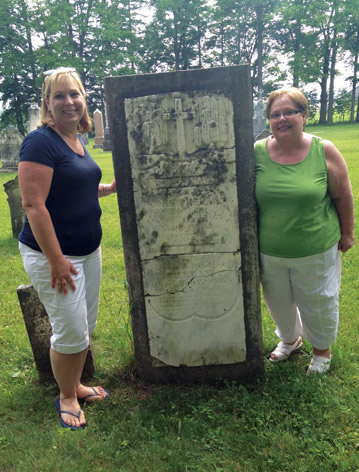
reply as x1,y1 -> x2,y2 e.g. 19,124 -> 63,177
125,92 -> 246,367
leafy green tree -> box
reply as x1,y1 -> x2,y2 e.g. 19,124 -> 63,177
271,0 -> 323,88
142,0 -> 209,71
0,0 -> 41,133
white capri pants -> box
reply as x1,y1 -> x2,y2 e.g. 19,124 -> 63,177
260,243 -> 341,350
19,242 -> 102,354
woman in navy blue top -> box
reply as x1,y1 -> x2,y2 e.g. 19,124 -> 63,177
18,68 -> 116,430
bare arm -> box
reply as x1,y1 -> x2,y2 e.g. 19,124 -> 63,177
98,177 -> 116,198
18,161 -> 78,293
325,140 -> 355,253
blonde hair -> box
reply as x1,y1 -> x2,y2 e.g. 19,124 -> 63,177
266,87 -> 308,119
41,69 -> 92,133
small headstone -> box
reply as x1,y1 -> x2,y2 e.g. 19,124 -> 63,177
3,174 -> 26,238
0,127 -> 23,172
102,104 -> 112,152
105,66 -> 263,384
81,133 -> 89,144
17,284 -> 95,383
93,109 -> 104,149
102,126 -> 112,152
27,102 -> 41,133
252,100 -> 267,137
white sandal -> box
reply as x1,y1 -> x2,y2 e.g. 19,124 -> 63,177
307,355 -> 331,374
269,336 -> 303,362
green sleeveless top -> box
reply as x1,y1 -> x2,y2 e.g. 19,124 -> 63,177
255,135 -> 340,258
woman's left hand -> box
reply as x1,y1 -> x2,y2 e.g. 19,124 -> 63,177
338,233 -> 355,253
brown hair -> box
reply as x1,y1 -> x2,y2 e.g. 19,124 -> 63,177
266,87 -> 308,119
41,70 -> 92,133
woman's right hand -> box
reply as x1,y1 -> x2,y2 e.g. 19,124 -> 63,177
50,256 -> 78,294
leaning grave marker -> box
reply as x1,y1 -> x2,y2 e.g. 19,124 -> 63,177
104,65 -> 263,383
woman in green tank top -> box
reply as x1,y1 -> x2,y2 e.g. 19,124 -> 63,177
255,87 -> 354,374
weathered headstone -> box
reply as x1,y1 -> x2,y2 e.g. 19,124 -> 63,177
253,100 -> 267,137
17,284 -> 95,383
0,127 -> 23,172
27,102 -> 41,133
3,174 -> 26,237
93,109 -> 104,149
81,133 -> 89,144
104,65 -> 263,384
102,103 -> 112,152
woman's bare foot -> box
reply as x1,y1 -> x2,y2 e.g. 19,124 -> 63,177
76,384 -> 109,403
57,397 -> 86,428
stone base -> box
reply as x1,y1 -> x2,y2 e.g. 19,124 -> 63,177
102,140 -> 112,152
0,167 -> 18,173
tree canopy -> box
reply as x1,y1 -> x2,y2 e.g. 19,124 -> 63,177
0,0 -> 358,132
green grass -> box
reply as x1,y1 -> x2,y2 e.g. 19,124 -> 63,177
1,127 -> 359,471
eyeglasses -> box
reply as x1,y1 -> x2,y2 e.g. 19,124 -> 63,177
43,67 -> 77,79
269,109 -> 303,121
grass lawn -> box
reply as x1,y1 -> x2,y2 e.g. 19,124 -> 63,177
0,124 -> 359,471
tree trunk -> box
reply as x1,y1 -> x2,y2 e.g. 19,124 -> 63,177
255,2 -> 263,98
327,34 -> 337,125
350,52 -> 358,123
319,42 -> 330,124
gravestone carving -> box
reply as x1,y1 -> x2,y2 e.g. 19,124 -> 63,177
17,284 -> 95,383
0,127 -> 23,172
3,174 -> 26,237
104,65 -> 263,383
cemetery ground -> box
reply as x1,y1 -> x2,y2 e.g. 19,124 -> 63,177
0,124 -> 359,472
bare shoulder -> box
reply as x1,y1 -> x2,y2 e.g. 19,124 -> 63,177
322,138 -> 340,155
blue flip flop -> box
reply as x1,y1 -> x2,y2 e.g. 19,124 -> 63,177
55,398 -> 85,430
79,386 -> 110,404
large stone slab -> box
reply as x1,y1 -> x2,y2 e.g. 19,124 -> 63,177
0,126 -> 23,172
104,66 -> 263,383
3,174 -> 26,238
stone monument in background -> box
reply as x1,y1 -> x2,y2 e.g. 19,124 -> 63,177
253,100 -> 267,138
93,109 -> 104,149
3,174 -> 26,237
102,103 -> 112,152
104,65 -> 263,384
27,102 -> 41,133
81,133 -> 89,144
0,127 -> 23,172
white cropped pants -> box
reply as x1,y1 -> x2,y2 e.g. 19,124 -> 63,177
260,243 -> 341,350
19,242 -> 102,354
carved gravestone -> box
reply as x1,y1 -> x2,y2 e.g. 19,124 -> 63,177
104,65 -> 263,383
0,127 -> 23,172
3,174 -> 26,237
